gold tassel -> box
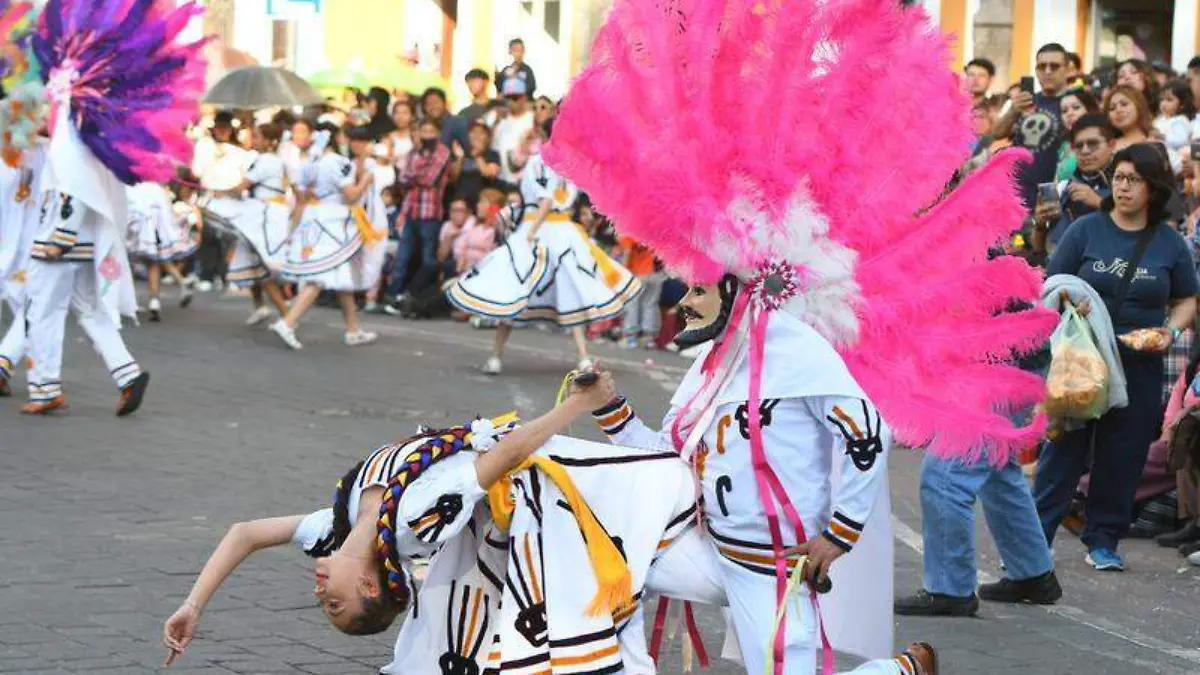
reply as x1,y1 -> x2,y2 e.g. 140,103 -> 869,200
486,456 -> 634,616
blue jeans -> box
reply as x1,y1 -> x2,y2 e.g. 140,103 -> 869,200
921,453 -> 1053,597
1034,348 -> 1163,552
387,218 -> 441,298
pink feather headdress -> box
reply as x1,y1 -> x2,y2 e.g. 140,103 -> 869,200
546,0 -> 1056,463
32,0 -> 208,185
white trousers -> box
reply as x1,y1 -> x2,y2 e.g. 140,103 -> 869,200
647,529 -> 904,675
24,260 -> 140,401
0,293 -> 25,381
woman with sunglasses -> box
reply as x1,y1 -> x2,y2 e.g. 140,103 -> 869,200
1032,113 -> 1114,256
1037,143 -> 1200,572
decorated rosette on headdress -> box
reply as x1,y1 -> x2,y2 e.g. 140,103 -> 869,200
546,0 -> 1058,466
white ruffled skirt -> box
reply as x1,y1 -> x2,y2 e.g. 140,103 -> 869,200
127,189 -> 198,263
281,202 -> 384,292
447,215 -> 641,326
202,196 -> 293,287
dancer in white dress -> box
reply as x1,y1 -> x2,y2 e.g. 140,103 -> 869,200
125,181 -> 197,321
0,137 -> 44,397
268,122 -> 383,350
200,122 -> 293,326
447,120 -> 641,374
0,0 -> 43,398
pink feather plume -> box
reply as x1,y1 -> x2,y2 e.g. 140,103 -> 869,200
547,0 -> 1055,463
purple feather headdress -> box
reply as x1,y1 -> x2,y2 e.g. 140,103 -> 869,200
31,0 -> 207,185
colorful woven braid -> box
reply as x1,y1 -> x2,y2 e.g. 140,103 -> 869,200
376,427 -> 472,602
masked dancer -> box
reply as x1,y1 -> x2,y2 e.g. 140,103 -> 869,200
19,0 -> 206,415
545,0 -> 1058,673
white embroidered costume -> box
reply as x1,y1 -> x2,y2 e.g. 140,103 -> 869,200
543,0 -> 1056,673
447,152 -> 641,326
598,313 -> 899,674
19,0 -> 206,410
280,151 -> 386,291
295,431 -> 698,675
199,146 -> 294,287
0,139 -> 44,385
125,182 -> 198,263
23,107 -> 143,404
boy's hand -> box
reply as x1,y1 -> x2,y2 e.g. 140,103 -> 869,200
568,369 -> 616,412
162,602 -> 200,666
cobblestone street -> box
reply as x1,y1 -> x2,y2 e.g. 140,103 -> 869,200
3,292 -> 1200,674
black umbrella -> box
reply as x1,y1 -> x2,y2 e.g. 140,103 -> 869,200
203,66 -> 324,109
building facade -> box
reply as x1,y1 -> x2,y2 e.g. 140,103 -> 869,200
922,0 -> 1194,87
205,0 -> 588,106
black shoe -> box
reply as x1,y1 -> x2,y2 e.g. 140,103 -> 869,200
978,571 -> 1062,605
894,590 -> 979,617
1156,521 -> 1200,548
116,372 -> 150,417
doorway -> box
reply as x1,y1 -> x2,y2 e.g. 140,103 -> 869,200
1093,0 -> 1175,68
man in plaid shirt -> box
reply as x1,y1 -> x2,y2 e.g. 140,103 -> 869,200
386,118 -> 452,314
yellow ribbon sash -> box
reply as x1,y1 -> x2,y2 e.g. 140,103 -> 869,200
351,205 -> 385,245
487,456 -> 633,617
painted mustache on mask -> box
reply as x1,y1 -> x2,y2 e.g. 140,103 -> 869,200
681,307 -> 705,322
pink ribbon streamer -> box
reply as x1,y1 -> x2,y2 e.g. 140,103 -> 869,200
747,306 -> 834,675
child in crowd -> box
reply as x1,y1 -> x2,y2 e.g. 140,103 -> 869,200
617,236 -> 662,349
1155,79 -> 1195,174
366,186 -> 401,313
455,189 -> 502,275
458,189 -> 504,325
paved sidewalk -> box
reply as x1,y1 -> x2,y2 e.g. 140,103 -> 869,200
2,293 -> 1199,674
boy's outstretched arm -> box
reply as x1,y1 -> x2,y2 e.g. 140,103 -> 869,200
162,515 -> 305,666
474,370 -> 615,488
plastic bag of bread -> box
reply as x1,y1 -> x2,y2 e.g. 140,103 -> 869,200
1118,328 -> 1169,352
1044,306 -> 1109,420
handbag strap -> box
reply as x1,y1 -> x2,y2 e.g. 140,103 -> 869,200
1111,223 -> 1157,320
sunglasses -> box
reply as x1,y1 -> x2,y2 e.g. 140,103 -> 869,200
1072,138 -> 1105,152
